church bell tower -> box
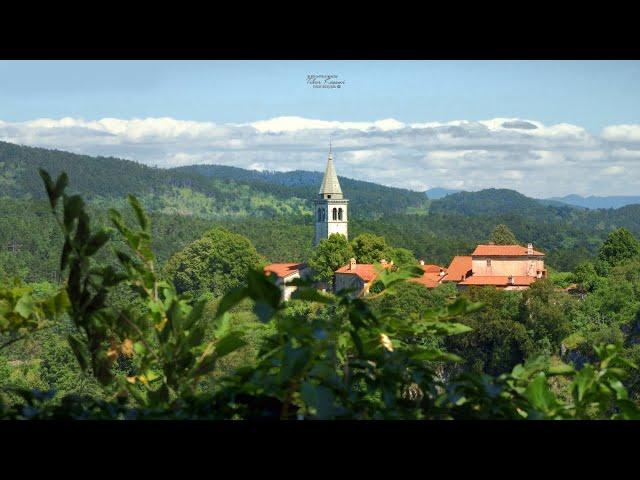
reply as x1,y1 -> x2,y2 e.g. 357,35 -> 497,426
314,143 -> 349,246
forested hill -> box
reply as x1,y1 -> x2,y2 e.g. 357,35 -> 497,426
173,164 -> 429,216
430,188 -> 582,221
0,141 -> 428,218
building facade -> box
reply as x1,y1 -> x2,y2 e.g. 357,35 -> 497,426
314,147 -> 348,246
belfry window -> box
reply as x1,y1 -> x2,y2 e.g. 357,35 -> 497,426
332,208 -> 337,220
338,208 -> 343,220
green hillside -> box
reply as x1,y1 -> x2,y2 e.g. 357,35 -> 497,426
0,141 -> 428,219
3,141 -> 640,280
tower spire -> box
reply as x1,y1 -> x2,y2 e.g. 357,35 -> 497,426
319,143 -> 342,198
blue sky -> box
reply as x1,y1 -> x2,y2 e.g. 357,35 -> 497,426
0,60 -> 639,196
1,60 -> 639,130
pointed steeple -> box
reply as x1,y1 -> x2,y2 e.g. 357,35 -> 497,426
319,145 -> 343,199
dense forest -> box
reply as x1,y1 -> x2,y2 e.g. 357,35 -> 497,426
2,144 -> 640,419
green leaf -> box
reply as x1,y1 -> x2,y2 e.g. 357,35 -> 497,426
54,172 -> 69,199
246,269 -> 282,310
547,362 -> 575,376
524,373 -> 558,414
301,382 -> 339,419
182,300 -> 206,332
63,195 -> 85,230
67,334 -> 89,372
85,230 -> 110,256
279,344 -> 310,382
572,365 -> 596,403
422,321 -> 473,336
215,286 -> 248,320
411,349 -> 463,363
14,294 -> 35,318
38,169 -> 59,209
60,238 -> 72,271
214,332 -> 247,359
128,195 -> 150,231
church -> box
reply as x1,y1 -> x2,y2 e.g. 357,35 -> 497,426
264,147 -> 547,300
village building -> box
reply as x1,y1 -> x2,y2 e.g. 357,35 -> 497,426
442,256 -> 473,284
334,258 -> 394,297
408,261 -> 448,289
452,244 -> 546,291
263,262 -> 312,301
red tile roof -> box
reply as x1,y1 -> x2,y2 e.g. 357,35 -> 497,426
471,245 -> 545,256
335,263 -> 388,283
421,264 -> 443,273
459,275 -> 537,286
264,263 -> 305,279
444,256 -> 473,282
408,264 -> 446,288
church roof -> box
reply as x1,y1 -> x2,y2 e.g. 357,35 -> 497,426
319,153 -> 343,198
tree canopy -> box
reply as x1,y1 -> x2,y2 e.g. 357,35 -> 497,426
598,227 -> 640,269
308,234 -> 354,284
163,227 -> 264,297
490,224 -> 518,245
350,233 -> 392,264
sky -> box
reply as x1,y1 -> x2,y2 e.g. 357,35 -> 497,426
0,60 -> 639,197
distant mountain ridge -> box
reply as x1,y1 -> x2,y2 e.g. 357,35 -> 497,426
546,194 -> 640,210
426,184 -> 638,210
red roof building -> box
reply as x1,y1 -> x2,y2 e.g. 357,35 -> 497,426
443,256 -> 473,283
263,262 -> 305,280
334,258 -> 392,297
409,263 -> 447,288
263,262 -> 311,301
445,243 -> 546,290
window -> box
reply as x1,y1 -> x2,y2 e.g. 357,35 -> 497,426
486,259 -> 491,267
327,195 -> 331,198
317,208 -> 322,221
332,208 -> 337,220
338,208 -> 343,220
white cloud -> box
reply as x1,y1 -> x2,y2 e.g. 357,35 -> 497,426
0,115 -> 638,197
602,124 -> 640,142
601,165 -> 625,176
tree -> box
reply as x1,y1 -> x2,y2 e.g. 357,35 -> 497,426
164,227 -> 264,297
573,262 -> 602,292
350,233 -> 392,264
446,287 -> 534,375
490,224 -> 518,245
389,247 -> 417,268
598,228 -> 640,269
308,234 -> 354,284
519,280 -> 573,356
